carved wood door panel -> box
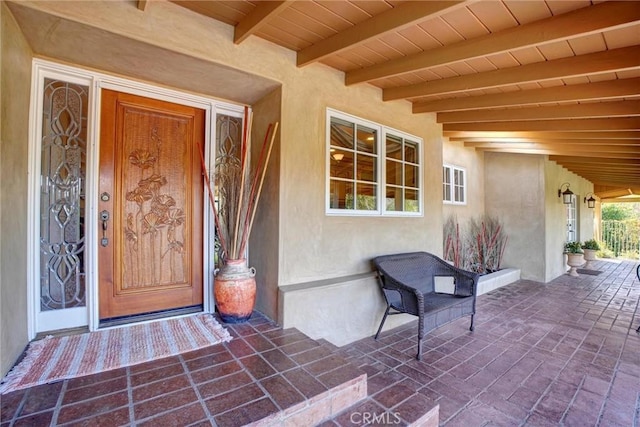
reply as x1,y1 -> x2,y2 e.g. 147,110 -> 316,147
99,90 -> 204,320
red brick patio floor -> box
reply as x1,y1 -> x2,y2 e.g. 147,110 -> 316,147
331,259 -> 640,426
1,259 -> 639,426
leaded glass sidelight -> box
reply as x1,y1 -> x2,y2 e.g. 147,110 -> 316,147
40,79 -> 88,311
213,113 -> 243,266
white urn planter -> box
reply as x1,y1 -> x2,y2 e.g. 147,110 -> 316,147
566,253 -> 585,277
583,249 -> 597,269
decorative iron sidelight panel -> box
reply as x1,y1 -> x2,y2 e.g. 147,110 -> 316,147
213,114 -> 243,266
40,79 -> 88,311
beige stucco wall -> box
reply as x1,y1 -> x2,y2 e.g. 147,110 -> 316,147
442,139 -> 485,224
1,2 -> 32,375
544,159 -> 595,282
279,75 -> 443,285
0,0 -> 604,354
485,152 -> 595,283
4,1 -> 444,346
12,0 -> 444,271
485,152 -> 546,281
249,88 -> 282,322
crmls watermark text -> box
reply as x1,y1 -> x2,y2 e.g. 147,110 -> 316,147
350,411 -> 402,425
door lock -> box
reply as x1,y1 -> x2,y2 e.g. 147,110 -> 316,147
100,210 -> 109,246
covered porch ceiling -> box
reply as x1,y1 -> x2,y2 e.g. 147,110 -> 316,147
167,0 -> 640,202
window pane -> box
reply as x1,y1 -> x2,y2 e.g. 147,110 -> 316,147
386,159 -> 401,185
455,185 -> 465,203
327,110 -> 420,215
443,167 -> 451,201
405,141 -> 418,164
385,186 -> 402,211
443,167 -> 451,184
404,164 -> 418,188
356,125 -> 377,154
40,79 -> 88,311
356,183 -> 377,210
357,153 -> 376,182
386,134 -> 402,160
330,180 -> 353,209
454,169 -> 464,186
404,189 -> 419,212
330,117 -> 354,150
330,149 -> 354,179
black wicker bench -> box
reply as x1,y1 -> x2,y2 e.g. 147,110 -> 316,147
373,252 -> 480,360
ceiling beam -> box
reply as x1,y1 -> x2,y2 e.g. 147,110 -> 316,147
137,0 -> 147,11
234,1 -> 293,44
465,142 -> 638,154
461,139 -> 640,146
550,156 -> 640,166
437,101 -> 640,123
297,1 -> 465,67
594,180 -> 640,187
445,130 -> 640,139
346,1 -> 640,85
443,117 -> 640,132
449,138 -> 640,145
384,45 -> 640,101
413,78 -> 640,113
593,186 -> 640,197
476,147 -> 640,159
581,175 -> 640,180
590,180 -> 640,187
556,165 -> 640,173
600,196 -> 640,202
595,182 -> 640,188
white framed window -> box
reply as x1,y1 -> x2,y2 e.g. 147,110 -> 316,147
566,194 -> 578,242
384,133 -> 421,214
326,109 -> 422,216
443,164 -> 466,205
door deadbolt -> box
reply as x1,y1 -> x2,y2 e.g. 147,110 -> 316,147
100,192 -> 110,202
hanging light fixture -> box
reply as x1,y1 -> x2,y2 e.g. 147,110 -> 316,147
584,192 -> 597,208
558,182 -> 573,204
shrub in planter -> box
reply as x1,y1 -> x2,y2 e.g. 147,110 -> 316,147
581,239 -> 600,269
564,241 -> 583,254
564,241 -> 584,276
582,239 -> 600,251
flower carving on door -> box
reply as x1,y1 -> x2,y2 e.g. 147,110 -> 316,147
124,127 -> 187,286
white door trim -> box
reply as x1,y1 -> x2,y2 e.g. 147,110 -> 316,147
28,59 -> 245,339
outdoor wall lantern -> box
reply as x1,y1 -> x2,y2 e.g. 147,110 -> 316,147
558,182 -> 574,204
584,192 -> 597,208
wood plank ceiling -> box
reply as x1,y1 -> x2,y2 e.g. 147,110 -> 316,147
170,0 -> 640,200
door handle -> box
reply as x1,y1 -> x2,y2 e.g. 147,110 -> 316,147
100,210 -> 109,246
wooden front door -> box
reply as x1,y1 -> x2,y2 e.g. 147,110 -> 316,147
98,90 -> 204,320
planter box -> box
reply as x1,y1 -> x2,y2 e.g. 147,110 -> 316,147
435,268 -> 521,295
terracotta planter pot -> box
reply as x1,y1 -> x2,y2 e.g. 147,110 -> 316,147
583,249 -> 597,269
214,259 -> 256,323
566,253 -> 584,277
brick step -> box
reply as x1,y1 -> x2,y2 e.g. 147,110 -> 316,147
215,323 -> 368,426
325,395 -> 439,427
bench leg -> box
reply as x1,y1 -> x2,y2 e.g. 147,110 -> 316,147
469,314 -> 475,331
374,306 -> 391,340
416,337 -> 423,360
